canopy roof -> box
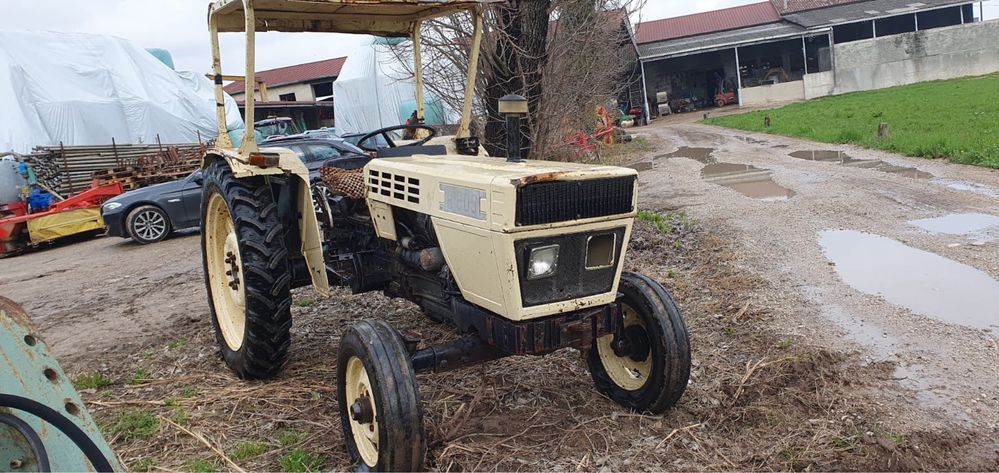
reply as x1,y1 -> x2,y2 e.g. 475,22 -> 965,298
209,0 -> 500,36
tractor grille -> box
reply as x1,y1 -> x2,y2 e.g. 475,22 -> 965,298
515,177 -> 635,226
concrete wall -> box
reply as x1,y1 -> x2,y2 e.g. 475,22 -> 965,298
803,71 -> 835,99
741,80 -> 805,105
831,19 -> 999,95
232,83 -> 316,102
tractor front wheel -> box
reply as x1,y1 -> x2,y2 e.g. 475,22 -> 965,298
201,159 -> 292,380
587,272 -> 691,414
338,320 -> 425,472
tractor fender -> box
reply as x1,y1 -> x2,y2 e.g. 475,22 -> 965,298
202,148 -> 330,297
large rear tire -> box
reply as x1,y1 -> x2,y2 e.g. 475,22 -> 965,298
587,272 -> 691,414
338,320 -> 425,472
201,159 -> 292,380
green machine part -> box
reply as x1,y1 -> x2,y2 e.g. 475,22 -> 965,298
0,296 -> 121,472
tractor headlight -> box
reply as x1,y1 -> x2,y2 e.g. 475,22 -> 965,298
103,202 -> 123,212
527,245 -> 559,280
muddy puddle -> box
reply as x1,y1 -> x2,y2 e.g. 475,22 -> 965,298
702,163 -> 795,201
819,230 -> 999,331
790,150 -> 932,179
910,213 -> 999,241
660,146 -> 716,164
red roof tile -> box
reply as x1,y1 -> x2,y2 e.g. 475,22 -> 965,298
224,56 -> 347,95
635,2 -> 781,44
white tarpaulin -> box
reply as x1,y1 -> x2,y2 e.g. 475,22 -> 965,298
333,38 -> 456,135
0,30 -> 244,154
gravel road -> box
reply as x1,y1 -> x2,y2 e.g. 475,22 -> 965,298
636,118 -> 999,432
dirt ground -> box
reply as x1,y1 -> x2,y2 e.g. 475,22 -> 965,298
2,118 -> 998,471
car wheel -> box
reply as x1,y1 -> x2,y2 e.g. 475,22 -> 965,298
126,205 -> 171,244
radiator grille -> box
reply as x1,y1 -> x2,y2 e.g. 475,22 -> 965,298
369,170 -> 420,204
516,177 -> 635,226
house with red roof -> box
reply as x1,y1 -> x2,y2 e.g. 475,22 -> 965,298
224,56 -> 347,129
634,0 -> 988,115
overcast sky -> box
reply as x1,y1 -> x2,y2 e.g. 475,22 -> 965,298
2,1 -> 997,74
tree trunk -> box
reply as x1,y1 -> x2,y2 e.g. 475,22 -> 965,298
483,0 -> 552,159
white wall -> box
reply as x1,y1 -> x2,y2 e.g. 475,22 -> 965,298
830,19 -> 999,95
741,80 -> 805,105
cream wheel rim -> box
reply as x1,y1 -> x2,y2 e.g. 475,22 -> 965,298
206,193 -> 246,351
596,304 -> 653,391
345,357 -> 379,467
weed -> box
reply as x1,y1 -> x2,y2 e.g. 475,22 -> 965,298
889,432 -> 906,446
666,270 -> 677,279
189,458 -> 217,473
279,430 -> 304,447
279,449 -> 325,473
171,405 -> 189,425
722,327 -> 735,336
297,298 -> 315,307
164,398 -> 178,407
182,387 -> 200,398
778,337 -> 794,350
167,338 -> 188,350
833,434 -> 860,450
73,372 -> 112,390
109,410 -> 159,440
129,367 -> 152,385
133,459 -> 156,472
231,441 -> 269,461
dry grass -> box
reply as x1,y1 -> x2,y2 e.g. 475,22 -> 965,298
73,217 -> 994,472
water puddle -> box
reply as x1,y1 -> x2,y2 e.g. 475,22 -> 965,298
936,180 -> 999,199
627,161 -> 655,172
819,230 -> 999,330
702,163 -> 796,201
661,146 -> 716,164
790,150 -> 932,179
910,213 -> 999,241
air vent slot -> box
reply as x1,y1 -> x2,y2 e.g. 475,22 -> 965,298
369,169 -> 420,204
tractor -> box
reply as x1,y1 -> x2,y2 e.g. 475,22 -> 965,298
201,1 -> 691,470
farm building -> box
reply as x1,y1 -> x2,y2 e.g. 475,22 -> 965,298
224,57 -> 346,130
636,0 -> 995,116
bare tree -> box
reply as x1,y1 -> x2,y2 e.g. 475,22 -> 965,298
392,0 -> 646,160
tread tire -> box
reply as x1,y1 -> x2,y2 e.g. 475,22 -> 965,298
126,205 -> 171,244
201,158 -> 292,380
338,320 -> 425,472
587,272 -> 691,414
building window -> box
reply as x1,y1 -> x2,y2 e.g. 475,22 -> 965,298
312,81 -> 334,98
279,92 -> 297,102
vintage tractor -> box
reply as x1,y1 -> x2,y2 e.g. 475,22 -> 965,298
201,1 -> 691,470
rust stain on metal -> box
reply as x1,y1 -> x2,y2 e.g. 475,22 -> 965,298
512,171 -> 570,187
0,296 -> 34,332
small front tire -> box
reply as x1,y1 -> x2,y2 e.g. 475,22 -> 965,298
126,205 -> 171,244
338,320 -> 425,472
587,272 -> 691,414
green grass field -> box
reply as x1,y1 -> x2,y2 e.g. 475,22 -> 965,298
705,74 -> 999,169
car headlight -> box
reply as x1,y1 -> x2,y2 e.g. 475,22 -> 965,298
103,202 -> 123,212
527,245 -> 559,280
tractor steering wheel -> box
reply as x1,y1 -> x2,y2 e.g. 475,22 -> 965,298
355,124 -> 438,152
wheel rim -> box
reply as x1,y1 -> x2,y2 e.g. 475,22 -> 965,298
133,209 -> 167,241
596,304 -> 653,391
205,193 -> 246,351
345,357 -> 380,467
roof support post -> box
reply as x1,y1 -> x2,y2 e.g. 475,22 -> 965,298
639,60 -> 650,125
960,5 -> 965,24
734,47 -> 743,106
801,35 -> 808,75
457,10 -> 483,139
413,20 -> 426,123
209,10 -> 233,148
914,12 -> 919,31
239,0 -> 259,154
872,19 -> 877,38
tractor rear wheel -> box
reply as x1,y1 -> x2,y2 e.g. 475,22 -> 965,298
587,272 -> 691,414
201,159 -> 292,380
338,320 -> 425,472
